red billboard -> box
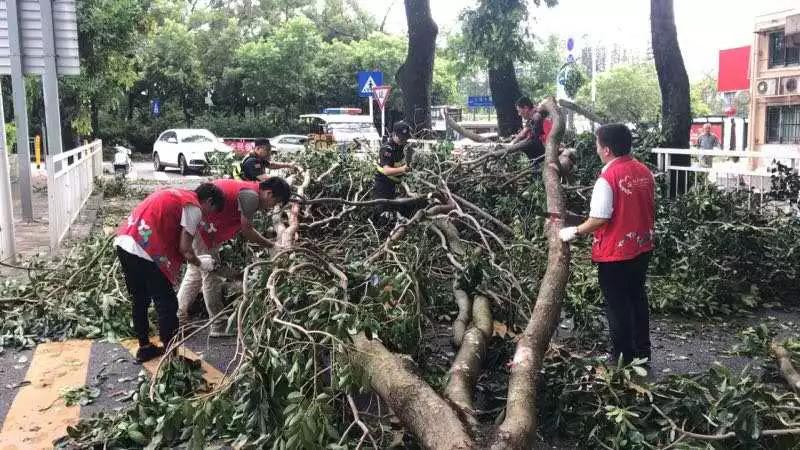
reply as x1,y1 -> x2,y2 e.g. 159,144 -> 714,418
718,46 -> 750,92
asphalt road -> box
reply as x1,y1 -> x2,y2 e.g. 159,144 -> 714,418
106,161 -> 205,182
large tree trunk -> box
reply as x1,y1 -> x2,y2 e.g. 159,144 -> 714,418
396,0 -> 437,134
489,58 -> 523,138
650,0 -> 691,194
351,99 -> 569,450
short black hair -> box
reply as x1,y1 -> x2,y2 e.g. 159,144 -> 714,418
393,121 -> 411,139
596,123 -> 633,157
515,96 -> 534,109
259,177 -> 291,205
195,182 -> 225,212
254,138 -> 271,148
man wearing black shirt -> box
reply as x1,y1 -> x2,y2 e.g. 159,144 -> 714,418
238,138 -> 296,181
374,121 -> 412,218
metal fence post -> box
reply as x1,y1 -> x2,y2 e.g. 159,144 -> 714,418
0,87 -> 16,262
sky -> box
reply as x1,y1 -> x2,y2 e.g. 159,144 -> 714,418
356,0 -> 799,80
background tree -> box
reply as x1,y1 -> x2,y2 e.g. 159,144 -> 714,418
576,63 -> 661,124
459,0 -> 557,137
396,0 -> 438,133
690,75 -> 726,117
650,0 -> 691,151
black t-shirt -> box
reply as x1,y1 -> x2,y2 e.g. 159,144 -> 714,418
374,141 -> 406,188
240,154 -> 269,181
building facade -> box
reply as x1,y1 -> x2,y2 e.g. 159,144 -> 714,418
749,9 -> 800,153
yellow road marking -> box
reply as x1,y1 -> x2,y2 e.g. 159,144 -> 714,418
120,339 -> 224,388
0,340 -> 93,450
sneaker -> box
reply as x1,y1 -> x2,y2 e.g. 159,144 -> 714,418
209,325 -> 234,338
135,344 -> 165,363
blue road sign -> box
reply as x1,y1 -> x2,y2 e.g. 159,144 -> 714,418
567,37 -> 575,51
150,98 -> 161,118
467,95 -> 494,108
357,71 -> 383,98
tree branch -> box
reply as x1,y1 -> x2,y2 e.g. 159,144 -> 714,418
492,97 -> 570,449
351,333 -> 473,450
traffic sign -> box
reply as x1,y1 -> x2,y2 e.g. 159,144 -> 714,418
357,71 -> 383,98
467,95 -> 493,108
150,99 -> 161,118
373,85 -> 391,110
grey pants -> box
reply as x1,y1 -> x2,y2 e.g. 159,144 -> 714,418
176,235 -> 226,330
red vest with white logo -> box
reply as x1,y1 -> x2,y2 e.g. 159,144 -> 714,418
199,179 -> 259,248
592,156 -> 655,262
117,189 -> 200,284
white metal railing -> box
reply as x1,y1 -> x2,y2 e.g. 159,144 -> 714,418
652,147 -> 800,205
46,139 -> 103,251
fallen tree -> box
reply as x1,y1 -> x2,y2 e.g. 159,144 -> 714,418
7,101 -> 797,449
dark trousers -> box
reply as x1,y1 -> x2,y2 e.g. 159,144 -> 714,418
597,252 -> 651,364
116,247 -> 179,347
520,140 -> 545,177
373,181 -> 413,222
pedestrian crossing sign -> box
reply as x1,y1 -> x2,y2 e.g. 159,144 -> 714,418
357,71 -> 383,98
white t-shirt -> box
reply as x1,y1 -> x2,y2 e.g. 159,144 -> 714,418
588,159 -> 616,220
114,205 -> 202,261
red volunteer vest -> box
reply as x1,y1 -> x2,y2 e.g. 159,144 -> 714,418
199,179 -> 259,247
117,189 -> 200,284
540,119 -> 553,143
592,156 -> 655,263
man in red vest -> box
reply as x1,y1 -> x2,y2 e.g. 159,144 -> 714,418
115,183 -> 225,362
177,177 -> 291,336
558,124 -> 655,366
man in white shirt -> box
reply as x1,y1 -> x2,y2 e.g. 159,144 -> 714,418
115,183 -> 224,362
559,124 -> 656,366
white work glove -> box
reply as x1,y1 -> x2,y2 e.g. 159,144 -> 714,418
198,255 -> 216,272
558,226 -> 579,242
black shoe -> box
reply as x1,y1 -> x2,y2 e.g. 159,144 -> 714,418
136,344 -> 165,363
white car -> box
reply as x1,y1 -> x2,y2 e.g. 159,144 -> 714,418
270,134 -> 309,153
152,129 -> 232,175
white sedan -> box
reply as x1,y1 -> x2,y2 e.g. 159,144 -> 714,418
152,128 -> 232,175
270,134 -> 309,154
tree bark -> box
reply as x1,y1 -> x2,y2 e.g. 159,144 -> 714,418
489,58 -> 523,138
396,0 -> 437,134
352,333 -> 474,450
650,0 -> 691,193
492,97 -> 569,449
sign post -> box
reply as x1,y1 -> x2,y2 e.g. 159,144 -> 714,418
1,0 -> 81,222
372,85 -> 391,138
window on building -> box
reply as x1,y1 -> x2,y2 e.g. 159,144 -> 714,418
769,31 -> 800,68
766,105 -> 800,144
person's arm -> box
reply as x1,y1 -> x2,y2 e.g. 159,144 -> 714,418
510,127 -> 532,145
180,229 -> 202,266
382,164 -> 408,176
560,177 -> 613,242
378,148 -> 408,176
240,214 -> 274,248
268,161 -> 297,171
179,205 -> 210,268
574,217 -> 609,236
